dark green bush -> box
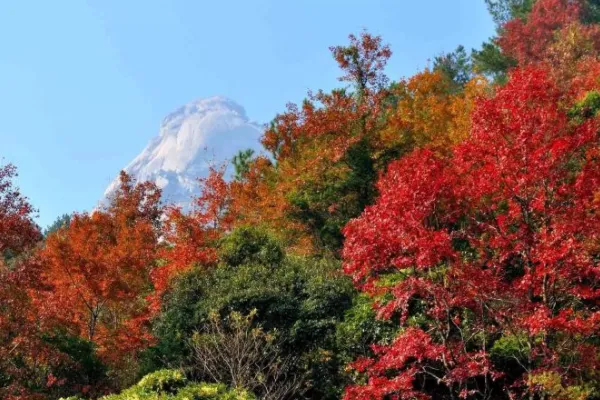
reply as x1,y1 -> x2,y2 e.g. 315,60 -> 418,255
143,226 -> 355,399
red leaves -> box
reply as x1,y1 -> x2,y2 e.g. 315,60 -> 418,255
342,67 -> 600,398
0,163 -> 41,255
345,329 -> 448,400
147,207 -> 218,314
344,373 -> 422,400
262,89 -> 372,163
343,149 -> 457,286
496,0 -> 600,96
368,328 -> 445,374
0,165 -> 61,399
499,0 -> 583,65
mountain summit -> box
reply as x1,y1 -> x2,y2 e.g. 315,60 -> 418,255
102,96 -> 263,208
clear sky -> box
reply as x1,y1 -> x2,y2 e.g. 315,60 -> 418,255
0,1 -> 496,228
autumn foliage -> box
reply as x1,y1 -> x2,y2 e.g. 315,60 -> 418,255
0,164 -> 46,399
4,2 -> 600,399
342,67 -> 600,399
0,164 -> 40,256
38,172 -> 161,366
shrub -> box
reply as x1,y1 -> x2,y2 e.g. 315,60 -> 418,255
218,226 -> 284,267
97,370 -> 254,400
137,369 -> 186,394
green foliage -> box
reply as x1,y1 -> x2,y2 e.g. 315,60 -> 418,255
141,270 -> 212,374
484,0 -> 535,26
98,370 -> 255,400
530,371 -> 595,400
205,262 -> 303,331
342,139 -> 378,215
288,138 -> 377,252
43,331 -> 107,386
335,294 -> 397,361
44,213 -> 71,236
146,238 -> 355,398
176,383 -> 255,400
232,149 -> 255,181
490,332 -> 530,362
472,41 -> 517,82
433,45 -> 473,89
490,332 -> 532,380
473,0 -> 530,82
194,256 -> 353,349
137,369 -> 186,394
583,0 -> 600,24
218,226 -> 284,267
568,90 -> 600,123
36,331 -> 109,399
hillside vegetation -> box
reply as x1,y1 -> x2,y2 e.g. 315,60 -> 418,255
2,1 -> 600,399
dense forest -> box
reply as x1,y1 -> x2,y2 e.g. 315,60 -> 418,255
3,0 -> 600,399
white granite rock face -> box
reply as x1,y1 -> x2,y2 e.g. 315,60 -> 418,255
102,96 -> 263,209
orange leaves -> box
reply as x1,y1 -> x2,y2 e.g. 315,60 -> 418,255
381,70 -> 489,153
262,103 -> 302,160
383,69 -> 454,150
448,76 -> 490,143
264,32 -> 391,166
108,170 -> 162,225
263,90 -> 366,163
193,165 -> 235,230
147,207 -> 218,314
260,33 -> 486,255
38,172 -> 161,363
230,158 -> 285,225
148,167 -> 232,314
255,33 -> 397,253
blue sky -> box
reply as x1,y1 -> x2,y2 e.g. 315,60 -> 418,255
0,1 -> 495,228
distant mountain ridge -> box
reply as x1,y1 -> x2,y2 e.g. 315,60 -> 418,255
102,96 -> 263,209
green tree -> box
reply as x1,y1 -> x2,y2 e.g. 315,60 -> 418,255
471,0 -> 533,81
472,41 -> 516,83
484,0 -> 535,26
287,137 -> 377,252
335,294 -> 398,366
44,213 -> 71,236
144,226 -> 355,399
42,330 -> 108,397
433,45 -> 473,89
219,225 -> 283,267
231,149 -> 255,181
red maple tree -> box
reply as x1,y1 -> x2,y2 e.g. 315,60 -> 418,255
0,163 -> 52,399
342,67 -> 600,399
0,163 -> 40,256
